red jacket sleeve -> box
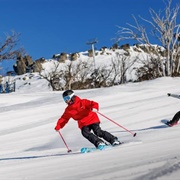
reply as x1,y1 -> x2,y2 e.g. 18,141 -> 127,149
91,100 -> 99,110
83,99 -> 99,111
55,111 -> 70,130
56,117 -> 69,129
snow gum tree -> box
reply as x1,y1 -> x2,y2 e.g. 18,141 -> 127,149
0,31 -> 24,75
117,0 -> 180,77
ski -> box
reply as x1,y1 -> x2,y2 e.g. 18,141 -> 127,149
80,143 -> 123,153
80,141 -> 142,153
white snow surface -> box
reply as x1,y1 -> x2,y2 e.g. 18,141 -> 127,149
1,76 -> 180,180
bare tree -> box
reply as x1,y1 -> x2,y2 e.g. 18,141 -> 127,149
117,0 -> 180,76
69,60 -> 93,89
90,65 -> 114,88
0,31 -> 24,74
135,56 -> 164,81
0,31 -> 24,61
111,53 -> 137,84
62,60 -> 88,90
39,61 -> 64,91
38,59 -> 93,91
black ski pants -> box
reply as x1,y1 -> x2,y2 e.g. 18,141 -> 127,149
81,123 -> 116,147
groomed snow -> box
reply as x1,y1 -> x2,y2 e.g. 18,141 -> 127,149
0,77 -> 180,180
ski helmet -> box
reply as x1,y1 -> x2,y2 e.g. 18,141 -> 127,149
62,90 -> 75,103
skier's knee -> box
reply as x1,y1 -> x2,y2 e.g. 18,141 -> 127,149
94,129 -> 104,137
82,131 -> 88,138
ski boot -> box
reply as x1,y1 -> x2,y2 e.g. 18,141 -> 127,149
112,137 -> 121,146
97,142 -> 106,150
166,121 -> 178,127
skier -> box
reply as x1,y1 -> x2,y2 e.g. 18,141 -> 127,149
166,93 -> 180,126
54,90 -> 121,149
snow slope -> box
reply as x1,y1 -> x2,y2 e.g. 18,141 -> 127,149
0,77 -> 180,180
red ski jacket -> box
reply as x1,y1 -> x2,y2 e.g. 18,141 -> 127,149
55,96 -> 100,129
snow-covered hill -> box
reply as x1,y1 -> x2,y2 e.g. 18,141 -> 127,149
0,76 -> 180,180
1,44 -> 164,94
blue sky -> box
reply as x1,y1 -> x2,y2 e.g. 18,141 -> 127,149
0,0 -> 179,72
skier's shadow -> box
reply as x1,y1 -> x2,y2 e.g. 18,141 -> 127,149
133,119 -> 169,132
112,119 -> 169,134
0,152 -> 80,161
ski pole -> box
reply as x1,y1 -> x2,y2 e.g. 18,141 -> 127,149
97,111 -> 137,137
58,131 -> 72,153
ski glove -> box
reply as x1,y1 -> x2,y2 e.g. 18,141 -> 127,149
92,108 -> 98,112
167,93 -> 171,96
55,124 -> 61,131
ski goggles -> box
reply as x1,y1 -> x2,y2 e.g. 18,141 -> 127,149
63,93 -> 75,103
